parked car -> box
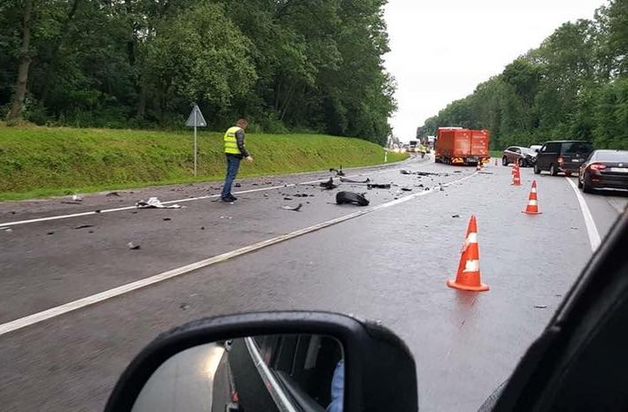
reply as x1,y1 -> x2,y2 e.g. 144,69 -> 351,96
578,150 -> 628,193
534,140 -> 594,176
529,144 -> 542,153
501,146 -> 537,167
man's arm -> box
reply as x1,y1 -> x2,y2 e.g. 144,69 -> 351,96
235,130 -> 249,158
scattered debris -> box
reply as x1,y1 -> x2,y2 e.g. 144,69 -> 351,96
439,186 -> 445,191
1,226 -> 13,232
252,183 -> 259,186
416,184 -> 424,188
61,201 -> 83,205
401,170 -> 441,176
320,178 -> 338,190
74,224 -> 94,230
336,191 -> 369,206
264,181 -> 273,185
284,197 -> 293,200
200,226 -> 205,230
534,305 -> 548,309
220,216 -> 233,219
340,177 -> 370,184
453,171 -> 462,173
94,210 -> 101,213
452,214 -> 460,218
47,231 -> 55,235
106,192 -> 121,197
329,166 -> 345,176
234,183 -> 241,187
179,303 -> 190,310
163,218 -> 172,221
401,187 -> 412,192
127,242 -> 141,250
281,203 -> 303,212
88,230 -> 94,234
136,197 -> 182,209
479,171 -> 493,175
72,195 -> 83,202
367,183 -> 391,189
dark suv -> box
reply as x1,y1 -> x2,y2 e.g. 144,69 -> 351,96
534,140 -> 594,176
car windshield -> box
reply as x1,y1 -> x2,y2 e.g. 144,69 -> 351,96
596,151 -> 628,161
0,1 -> 627,412
563,142 -> 594,155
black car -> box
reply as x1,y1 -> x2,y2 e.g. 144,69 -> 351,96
534,140 -> 594,176
501,146 -> 537,167
578,150 -> 628,193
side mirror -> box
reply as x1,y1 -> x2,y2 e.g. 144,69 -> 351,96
105,311 -> 418,412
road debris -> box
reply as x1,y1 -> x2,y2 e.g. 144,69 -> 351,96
284,197 -> 293,200
61,201 -> 83,205
106,192 -> 121,197
340,177 -> 370,184
401,187 -> 412,192
74,224 -> 94,230
127,242 -> 141,250
336,191 -> 369,206
400,170 -> 441,176
200,226 -> 205,230
47,231 -> 55,235
367,183 -> 391,189
452,214 -> 460,218
220,216 -> 233,219
163,217 -> 172,221
329,166 -> 345,176
94,210 -> 101,213
72,195 -> 83,202
179,303 -> 190,310
534,305 -> 548,309
1,226 -> 13,233
88,230 -> 95,234
281,203 -> 303,212
234,183 -> 241,187
136,197 -> 182,209
320,178 -> 338,190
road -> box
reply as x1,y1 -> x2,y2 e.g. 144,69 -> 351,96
0,156 -> 625,411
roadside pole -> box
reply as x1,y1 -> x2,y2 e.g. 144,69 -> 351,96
384,150 -> 388,163
185,104 -> 207,177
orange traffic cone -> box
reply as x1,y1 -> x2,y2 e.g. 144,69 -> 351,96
494,158 -> 498,166
447,215 -> 489,292
511,163 -> 521,186
522,180 -> 542,214
476,162 -> 482,171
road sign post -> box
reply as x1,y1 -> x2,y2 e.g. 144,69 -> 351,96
185,104 -> 207,177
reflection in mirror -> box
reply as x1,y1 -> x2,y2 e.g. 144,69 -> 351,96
133,334 -> 345,412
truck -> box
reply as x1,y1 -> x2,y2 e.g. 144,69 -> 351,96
435,127 -> 490,165
408,140 -> 418,153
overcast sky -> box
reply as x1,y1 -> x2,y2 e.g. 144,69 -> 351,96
383,0 -> 605,142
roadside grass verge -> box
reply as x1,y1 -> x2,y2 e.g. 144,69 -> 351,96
0,126 -> 407,201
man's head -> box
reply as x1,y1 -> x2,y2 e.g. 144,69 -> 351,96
236,118 -> 249,130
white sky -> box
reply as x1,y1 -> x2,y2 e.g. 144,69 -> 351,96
384,0 -> 605,142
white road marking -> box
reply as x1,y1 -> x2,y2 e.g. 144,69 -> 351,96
565,177 -> 601,251
0,171 -> 473,337
0,166 -> 407,228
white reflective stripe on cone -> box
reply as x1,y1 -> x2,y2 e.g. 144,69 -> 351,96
462,232 -> 478,251
529,200 -> 538,206
531,187 -> 537,193
463,259 -> 480,272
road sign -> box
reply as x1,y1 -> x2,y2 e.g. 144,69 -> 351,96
185,105 -> 207,176
185,105 -> 207,127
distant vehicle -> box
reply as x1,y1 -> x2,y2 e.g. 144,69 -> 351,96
529,145 -> 542,153
534,140 -> 594,176
435,127 -> 490,165
578,150 -> 628,193
408,140 -> 418,153
502,146 -> 537,167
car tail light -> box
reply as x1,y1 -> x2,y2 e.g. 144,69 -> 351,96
557,156 -> 564,164
589,163 -> 607,171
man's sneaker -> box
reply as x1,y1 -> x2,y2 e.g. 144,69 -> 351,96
229,195 -> 238,201
221,197 -> 233,203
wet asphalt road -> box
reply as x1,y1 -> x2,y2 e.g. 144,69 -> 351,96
0,155 -> 626,411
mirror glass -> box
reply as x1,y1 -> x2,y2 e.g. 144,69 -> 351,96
132,334 -> 345,412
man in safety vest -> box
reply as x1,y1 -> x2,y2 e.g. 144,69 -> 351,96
221,118 -> 253,202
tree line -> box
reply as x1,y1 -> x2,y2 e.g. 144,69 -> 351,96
0,0 -> 395,145
418,0 -> 628,150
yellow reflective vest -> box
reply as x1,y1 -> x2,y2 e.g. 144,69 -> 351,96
224,126 -> 242,155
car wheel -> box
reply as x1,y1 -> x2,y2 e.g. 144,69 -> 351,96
502,157 -> 508,166
583,179 -> 595,194
577,176 -> 583,188
550,164 -> 558,176
534,164 -> 541,175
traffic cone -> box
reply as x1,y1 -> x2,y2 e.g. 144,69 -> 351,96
522,180 -> 542,214
447,215 -> 489,292
511,163 -> 521,186
494,158 -> 498,166
476,162 -> 482,171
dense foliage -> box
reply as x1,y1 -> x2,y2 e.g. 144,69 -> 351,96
0,0 -> 395,144
418,0 -> 628,150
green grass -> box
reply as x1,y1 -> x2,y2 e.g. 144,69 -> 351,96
489,150 -> 502,158
0,125 -> 407,201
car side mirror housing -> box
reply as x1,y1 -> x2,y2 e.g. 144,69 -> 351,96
105,311 -> 418,412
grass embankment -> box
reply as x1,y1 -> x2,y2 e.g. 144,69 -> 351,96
489,150 -> 502,158
0,126 -> 407,201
